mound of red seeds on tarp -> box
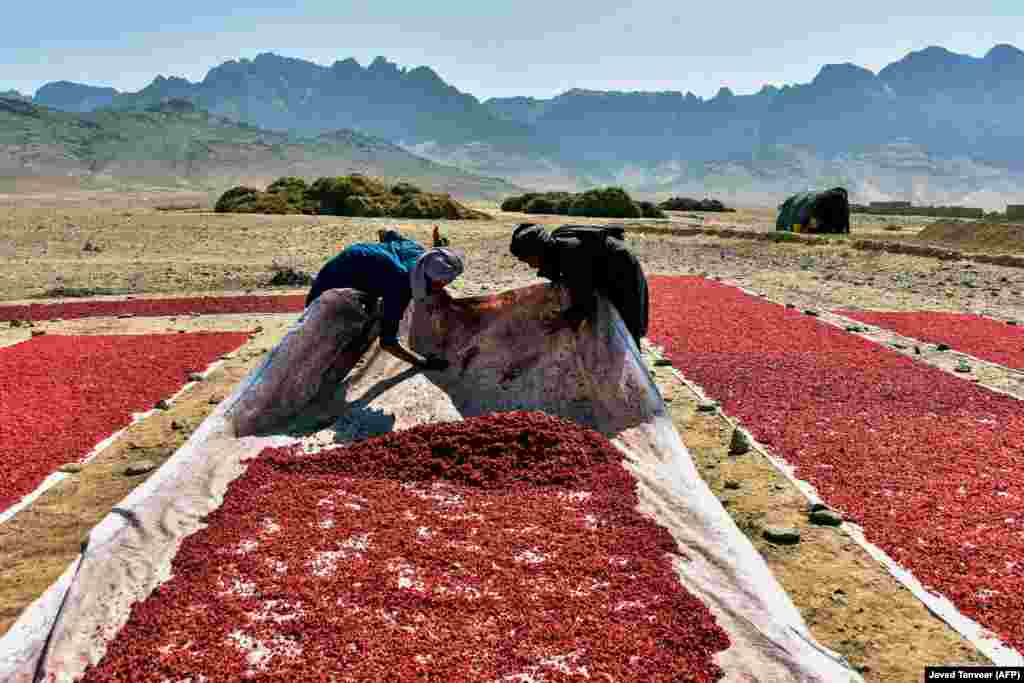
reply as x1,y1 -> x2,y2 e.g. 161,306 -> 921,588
81,411 -> 729,682
0,294 -> 305,322
839,310 -> 1024,370
648,276 -> 1024,651
0,332 -> 250,512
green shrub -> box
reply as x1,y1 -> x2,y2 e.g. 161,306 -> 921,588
658,197 -> 733,212
267,176 -> 308,195
252,192 -> 293,215
216,175 -> 489,219
214,186 -> 261,213
503,189 -> 652,218
501,194 -> 531,212
265,176 -> 309,212
637,201 -> 667,218
524,196 -> 562,215
344,195 -> 385,217
569,187 -> 642,219
307,175 -> 386,215
391,181 -> 422,196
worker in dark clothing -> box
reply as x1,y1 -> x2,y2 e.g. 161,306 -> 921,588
306,234 -> 462,371
509,223 -> 649,347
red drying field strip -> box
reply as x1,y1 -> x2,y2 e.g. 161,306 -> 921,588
81,412 -> 730,682
839,310 -> 1024,371
0,332 -> 251,512
0,295 -> 305,322
647,276 -> 1024,652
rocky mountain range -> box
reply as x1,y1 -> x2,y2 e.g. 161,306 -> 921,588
14,44 -> 1024,207
34,55 -> 542,155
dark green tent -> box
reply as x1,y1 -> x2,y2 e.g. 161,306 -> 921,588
776,187 -> 850,234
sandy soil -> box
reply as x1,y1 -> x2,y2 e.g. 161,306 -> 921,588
3,197 -> 1024,679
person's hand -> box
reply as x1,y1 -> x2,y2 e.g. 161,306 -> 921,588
421,354 -> 450,371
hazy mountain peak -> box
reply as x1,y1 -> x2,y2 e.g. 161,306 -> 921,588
152,75 -> 193,86
34,80 -> 119,112
809,63 -> 881,96
881,45 -> 980,73
878,44 -> 983,95
407,65 -> 443,83
36,80 -> 118,95
985,43 -> 1024,65
369,56 -> 402,75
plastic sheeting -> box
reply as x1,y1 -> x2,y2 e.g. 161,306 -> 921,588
0,283 -> 861,682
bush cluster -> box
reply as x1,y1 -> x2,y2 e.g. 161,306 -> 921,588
658,197 -> 734,212
215,175 -> 491,220
500,187 -> 665,219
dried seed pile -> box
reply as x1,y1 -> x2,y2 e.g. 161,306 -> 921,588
81,411 -> 729,682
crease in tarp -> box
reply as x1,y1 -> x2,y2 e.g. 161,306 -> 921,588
1,283 -> 861,683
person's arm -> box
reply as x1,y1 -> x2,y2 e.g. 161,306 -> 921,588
379,341 -> 448,369
378,290 -> 449,370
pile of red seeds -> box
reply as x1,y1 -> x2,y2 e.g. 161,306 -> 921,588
0,294 -> 305,323
0,332 -> 250,511
648,276 -> 1024,651
80,411 -> 730,682
839,310 -> 1024,370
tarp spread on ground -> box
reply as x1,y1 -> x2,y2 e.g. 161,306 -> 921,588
776,188 -> 850,234
0,284 -> 859,682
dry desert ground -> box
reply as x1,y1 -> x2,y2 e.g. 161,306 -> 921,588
3,193 -> 1024,681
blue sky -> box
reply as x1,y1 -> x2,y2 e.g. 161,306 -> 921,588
2,1 -> 1021,100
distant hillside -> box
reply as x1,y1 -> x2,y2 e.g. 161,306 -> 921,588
0,98 -> 521,199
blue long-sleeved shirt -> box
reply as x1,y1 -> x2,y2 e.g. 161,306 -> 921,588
306,240 -> 425,345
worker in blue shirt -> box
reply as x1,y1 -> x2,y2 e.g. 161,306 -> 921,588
306,230 -> 462,371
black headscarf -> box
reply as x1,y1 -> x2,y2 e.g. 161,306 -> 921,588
510,223 -> 549,259
378,229 -> 405,243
